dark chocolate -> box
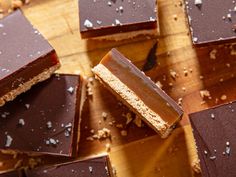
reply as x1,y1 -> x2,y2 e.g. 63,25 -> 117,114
189,101 -> 236,177
25,156 -> 111,177
0,10 -> 59,101
79,0 -> 157,38
185,0 -> 236,45
0,171 -> 20,177
0,74 -> 82,156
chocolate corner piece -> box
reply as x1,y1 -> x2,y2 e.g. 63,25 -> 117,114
25,155 -> 112,177
78,0 -> 158,40
189,101 -> 236,177
184,0 -> 236,46
0,10 -> 60,106
92,49 -> 183,138
0,74 -> 83,157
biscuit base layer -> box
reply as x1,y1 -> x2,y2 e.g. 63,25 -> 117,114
0,63 -> 60,106
93,64 -> 175,138
91,28 -> 158,41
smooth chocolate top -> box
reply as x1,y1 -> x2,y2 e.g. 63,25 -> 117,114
0,74 -> 81,156
101,48 -> 183,125
79,0 -> 157,37
25,156 -> 111,177
0,10 -> 54,80
185,0 -> 236,45
190,101 -> 236,177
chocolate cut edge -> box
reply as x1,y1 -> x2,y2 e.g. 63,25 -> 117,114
92,64 -> 180,138
0,63 -> 60,107
72,74 -> 87,156
24,154 -> 113,176
89,28 -> 158,41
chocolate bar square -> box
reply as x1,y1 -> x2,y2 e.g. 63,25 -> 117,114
0,10 -> 60,106
0,74 -> 83,157
79,0 -> 158,40
189,101 -> 236,177
185,0 -> 236,45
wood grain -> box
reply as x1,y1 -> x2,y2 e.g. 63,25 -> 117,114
0,0 -> 236,176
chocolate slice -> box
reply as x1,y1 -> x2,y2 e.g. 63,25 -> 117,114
185,0 -> 236,45
0,10 -> 60,106
0,74 -> 83,157
79,0 -> 158,40
92,49 -> 183,138
189,101 -> 236,177
25,156 -> 111,177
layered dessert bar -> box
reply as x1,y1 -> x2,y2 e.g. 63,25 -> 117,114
92,49 -> 183,138
25,156 -> 112,177
189,101 -> 236,177
185,0 -> 236,46
0,74 -> 84,157
79,0 -> 158,40
0,10 -> 60,106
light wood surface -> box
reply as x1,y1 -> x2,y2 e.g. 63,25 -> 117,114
1,0 -> 236,176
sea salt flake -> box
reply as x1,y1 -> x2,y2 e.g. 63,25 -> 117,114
84,19 -> 93,28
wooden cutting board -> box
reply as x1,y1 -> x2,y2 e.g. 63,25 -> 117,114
1,0 -> 236,176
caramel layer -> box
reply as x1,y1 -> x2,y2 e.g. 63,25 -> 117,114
98,49 -> 183,126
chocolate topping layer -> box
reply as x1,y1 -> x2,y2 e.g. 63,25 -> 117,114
0,74 -> 82,156
79,0 -> 157,38
185,0 -> 236,45
25,156 -> 111,177
190,101 -> 236,177
0,10 -> 59,100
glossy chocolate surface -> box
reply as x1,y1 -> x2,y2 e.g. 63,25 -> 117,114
25,156 -> 111,177
0,10 -> 59,97
0,74 -> 82,156
101,49 -> 183,125
79,0 -> 157,38
185,0 -> 236,45
190,101 -> 236,177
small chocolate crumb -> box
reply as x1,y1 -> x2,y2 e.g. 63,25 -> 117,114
120,130 -> 127,136
220,95 -> 227,101
209,49 -> 217,59
170,69 -> 178,80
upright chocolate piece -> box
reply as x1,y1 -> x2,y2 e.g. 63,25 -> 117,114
185,0 -> 236,45
25,156 -> 111,177
79,0 -> 158,40
0,10 -> 60,106
190,101 -> 236,177
0,74 -> 83,157
92,49 -> 183,138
